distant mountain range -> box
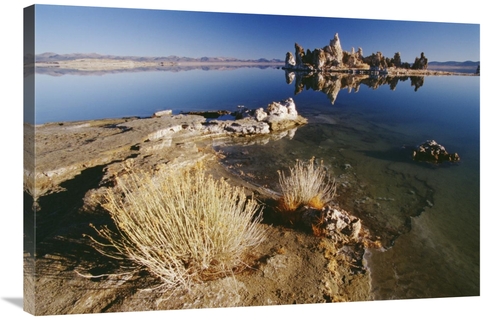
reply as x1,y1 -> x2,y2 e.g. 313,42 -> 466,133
428,61 -> 479,67
33,52 -> 284,64
427,61 -> 479,73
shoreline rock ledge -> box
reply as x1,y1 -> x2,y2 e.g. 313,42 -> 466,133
203,97 -> 307,135
25,97 -> 308,201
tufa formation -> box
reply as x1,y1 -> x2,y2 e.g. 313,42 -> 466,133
285,33 -> 428,72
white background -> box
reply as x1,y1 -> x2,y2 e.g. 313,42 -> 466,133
2,1 -> 495,319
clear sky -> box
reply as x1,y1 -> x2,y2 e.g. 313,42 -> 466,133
34,4 -> 480,63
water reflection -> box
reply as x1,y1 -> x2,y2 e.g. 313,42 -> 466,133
285,71 -> 425,104
218,74 -> 479,299
32,64 -> 280,77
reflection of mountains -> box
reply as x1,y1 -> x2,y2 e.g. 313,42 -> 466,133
31,64 -> 279,77
285,71 -> 425,104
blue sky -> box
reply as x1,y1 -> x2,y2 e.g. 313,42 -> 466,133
34,4 -> 480,62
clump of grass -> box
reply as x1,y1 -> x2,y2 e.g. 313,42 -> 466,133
277,157 -> 336,214
86,164 -> 267,291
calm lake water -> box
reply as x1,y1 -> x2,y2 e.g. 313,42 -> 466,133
34,67 -> 480,300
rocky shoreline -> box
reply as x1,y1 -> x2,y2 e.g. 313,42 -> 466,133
25,98 -> 306,201
24,97 -> 378,315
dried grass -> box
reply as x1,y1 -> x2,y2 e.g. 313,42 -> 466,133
86,164 -> 267,291
277,157 -> 336,213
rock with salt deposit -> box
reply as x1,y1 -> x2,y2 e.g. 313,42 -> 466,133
412,140 -> 460,163
153,109 -> 172,117
285,52 -> 296,69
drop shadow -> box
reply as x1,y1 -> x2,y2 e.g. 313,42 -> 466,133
2,297 -> 23,309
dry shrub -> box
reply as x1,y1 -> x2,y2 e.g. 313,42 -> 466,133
277,157 -> 336,214
87,164 -> 267,291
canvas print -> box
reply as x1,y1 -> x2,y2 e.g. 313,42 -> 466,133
23,4 -> 480,316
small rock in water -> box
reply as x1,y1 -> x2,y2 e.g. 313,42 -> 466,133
153,109 -> 172,117
412,140 -> 460,163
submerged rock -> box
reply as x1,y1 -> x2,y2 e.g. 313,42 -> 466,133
412,140 -> 460,163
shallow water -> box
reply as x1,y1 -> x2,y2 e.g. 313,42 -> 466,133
216,73 -> 480,299
34,67 -> 480,299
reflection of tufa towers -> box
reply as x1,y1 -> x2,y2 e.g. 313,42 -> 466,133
285,71 -> 425,104
286,72 -> 362,105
